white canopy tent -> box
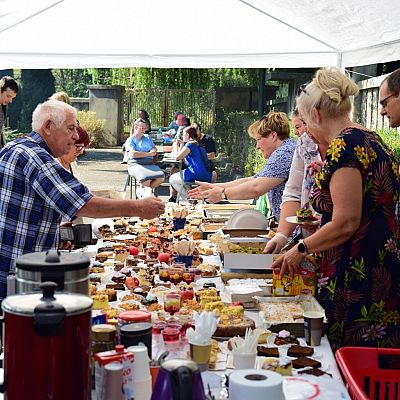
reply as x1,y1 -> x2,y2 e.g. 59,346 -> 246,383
0,0 -> 399,69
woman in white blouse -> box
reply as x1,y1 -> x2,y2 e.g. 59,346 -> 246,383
264,109 -> 328,253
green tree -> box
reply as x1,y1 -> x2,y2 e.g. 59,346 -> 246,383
53,69 -> 92,97
19,69 -> 55,133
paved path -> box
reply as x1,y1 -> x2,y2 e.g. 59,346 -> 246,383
77,148 -> 170,200
77,148 -> 127,190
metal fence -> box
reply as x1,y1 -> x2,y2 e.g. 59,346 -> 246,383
123,88 -> 216,134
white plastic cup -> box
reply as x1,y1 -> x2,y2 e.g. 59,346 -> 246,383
233,351 -> 257,369
133,377 -> 152,400
127,345 -> 151,381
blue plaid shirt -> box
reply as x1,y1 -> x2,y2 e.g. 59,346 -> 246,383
0,131 -> 93,298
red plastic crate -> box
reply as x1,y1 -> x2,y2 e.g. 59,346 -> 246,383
336,347 -> 400,400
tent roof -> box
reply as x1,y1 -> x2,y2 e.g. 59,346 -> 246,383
0,0 -> 399,69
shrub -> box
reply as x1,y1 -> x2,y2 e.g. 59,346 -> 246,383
376,127 -> 400,161
77,111 -> 114,148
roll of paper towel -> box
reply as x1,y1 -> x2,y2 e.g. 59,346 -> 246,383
229,369 -> 284,400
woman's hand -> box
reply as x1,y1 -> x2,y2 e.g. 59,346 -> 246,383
271,245 -> 306,278
302,214 -> 321,234
263,232 -> 288,254
188,181 -> 215,199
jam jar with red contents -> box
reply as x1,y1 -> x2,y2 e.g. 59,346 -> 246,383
162,326 -> 180,342
182,269 -> 194,284
158,267 -> 170,282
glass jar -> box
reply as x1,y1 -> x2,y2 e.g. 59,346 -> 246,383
162,327 -> 180,342
164,293 -> 181,315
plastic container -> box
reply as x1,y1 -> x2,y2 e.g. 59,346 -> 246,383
335,346 -> 400,400
120,322 -> 152,358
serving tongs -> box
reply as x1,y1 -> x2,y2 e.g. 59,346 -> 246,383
280,231 -> 303,253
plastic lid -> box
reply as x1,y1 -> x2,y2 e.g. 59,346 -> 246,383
2,291 -> 93,316
118,310 -> 151,323
120,322 -> 152,336
161,359 -> 198,372
92,324 -> 117,341
15,249 -> 90,272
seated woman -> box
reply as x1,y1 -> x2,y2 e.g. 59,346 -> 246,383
169,126 -> 212,200
189,112 -> 296,221
127,118 -> 164,198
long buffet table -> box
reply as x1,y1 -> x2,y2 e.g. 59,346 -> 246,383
85,226 -> 351,399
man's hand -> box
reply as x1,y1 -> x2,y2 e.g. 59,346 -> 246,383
136,197 -> 165,219
188,181 -> 216,199
263,232 -> 288,254
58,241 -> 75,250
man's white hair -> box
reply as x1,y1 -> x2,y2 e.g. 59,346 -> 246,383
32,100 -> 77,131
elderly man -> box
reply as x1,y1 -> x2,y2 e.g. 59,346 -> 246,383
0,76 -> 18,149
379,68 -> 400,128
0,100 -> 165,299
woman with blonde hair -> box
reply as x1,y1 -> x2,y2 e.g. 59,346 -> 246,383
49,91 -> 71,104
189,111 -> 296,221
127,118 -> 164,198
274,67 -> 400,349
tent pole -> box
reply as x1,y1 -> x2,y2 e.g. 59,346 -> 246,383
258,68 -> 266,117
337,52 -> 344,71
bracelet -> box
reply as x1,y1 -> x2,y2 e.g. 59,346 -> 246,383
275,232 -> 288,241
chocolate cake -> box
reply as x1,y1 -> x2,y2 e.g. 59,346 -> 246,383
257,346 -> 279,358
292,357 -> 321,369
287,345 -> 314,357
298,368 -> 332,377
274,335 -> 299,346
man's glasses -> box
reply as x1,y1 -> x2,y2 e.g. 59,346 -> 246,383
75,144 -> 85,151
379,91 -> 399,108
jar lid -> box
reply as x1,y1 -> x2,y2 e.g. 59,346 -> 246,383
15,249 -> 90,272
118,310 -> 151,323
120,322 -> 152,336
92,324 -> 116,341
2,291 -> 93,316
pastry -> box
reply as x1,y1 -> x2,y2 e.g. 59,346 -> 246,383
296,208 -> 317,223
292,357 -> 321,369
92,294 -> 109,310
298,368 -> 332,377
287,345 -> 314,358
97,288 -> 117,302
257,346 -> 279,358
213,315 -> 255,337
261,358 -> 293,376
274,330 -> 299,346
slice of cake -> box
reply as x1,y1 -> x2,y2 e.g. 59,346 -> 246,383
298,368 -> 332,377
92,294 -> 109,310
287,345 -> 314,357
292,357 -> 321,369
257,346 -> 279,358
261,358 -> 292,376
296,208 -> 317,223
274,330 -> 299,346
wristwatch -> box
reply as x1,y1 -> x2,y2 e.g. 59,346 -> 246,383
221,188 -> 227,200
297,239 -> 309,254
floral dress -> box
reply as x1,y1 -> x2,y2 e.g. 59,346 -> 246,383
311,127 -> 400,350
